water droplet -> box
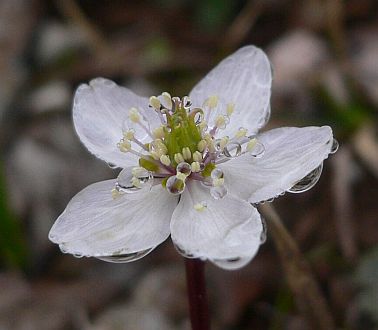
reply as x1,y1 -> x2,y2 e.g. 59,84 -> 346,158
182,96 -> 192,109
210,168 -> 224,179
260,216 -> 267,244
116,168 -> 153,193
212,256 -> 252,270
329,138 -> 339,154
287,163 -> 323,193
210,185 -> 227,199
107,162 -> 118,169
223,142 -> 242,158
73,253 -> 84,258
249,140 -> 265,158
96,248 -> 154,263
194,111 -> 204,124
176,162 -> 192,176
166,176 -> 185,195
174,243 -> 196,258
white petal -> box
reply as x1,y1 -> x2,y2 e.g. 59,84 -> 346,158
189,46 -> 272,136
73,78 -> 159,168
219,126 -> 333,203
49,180 -> 178,257
170,181 -> 262,264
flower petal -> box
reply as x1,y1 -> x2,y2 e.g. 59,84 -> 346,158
49,180 -> 178,257
73,78 -> 159,168
170,181 -> 262,265
189,46 -> 272,136
219,126 -> 334,203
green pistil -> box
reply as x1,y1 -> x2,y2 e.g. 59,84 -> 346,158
163,106 -> 202,166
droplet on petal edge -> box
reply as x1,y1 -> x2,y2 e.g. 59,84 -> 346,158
249,140 -> 265,158
96,248 -> 154,263
287,163 -> 323,193
210,185 -> 227,199
116,168 -> 153,193
212,256 -> 252,270
329,138 -> 339,154
174,243 -> 196,259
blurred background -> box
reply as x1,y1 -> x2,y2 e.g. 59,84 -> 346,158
0,0 -> 377,329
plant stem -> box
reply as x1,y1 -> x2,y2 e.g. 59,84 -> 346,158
258,203 -> 336,330
185,258 -> 211,330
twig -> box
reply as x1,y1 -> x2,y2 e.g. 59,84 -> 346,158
258,203 -> 336,330
185,258 -> 210,330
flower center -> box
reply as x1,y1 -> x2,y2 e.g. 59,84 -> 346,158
112,92 -> 265,202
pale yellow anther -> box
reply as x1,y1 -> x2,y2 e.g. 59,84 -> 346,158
215,115 -> 226,128
226,103 -> 235,116
123,129 -> 135,140
160,154 -> 171,166
199,120 -> 208,131
111,188 -> 121,200
176,172 -> 187,181
204,95 -> 218,108
197,140 -> 207,152
174,153 -> 185,164
117,140 -> 131,152
149,96 -> 161,109
191,161 -> 201,172
194,202 -> 207,212
128,107 -> 140,123
131,177 -> 142,188
161,92 -> 172,109
153,126 -> 165,139
193,151 -> 202,162
213,178 -> 225,187
219,137 -> 229,150
182,147 -> 191,161
235,128 -> 247,139
247,138 -> 257,152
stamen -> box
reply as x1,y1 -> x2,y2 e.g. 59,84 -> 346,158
226,103 -> 235,116
161,92 -> 172,109
153,126 -> 165,139
128,107 -> 141,123
192,151 -> 202,162
160,154 -> 171,166
235,127 -> 247,139
149,96 -> 161,109
117,139 -> 131,152
182,147 -> 191,161
123,129 -> 135,140
215,115 -> 226,129
197,140 -> 207,152
204,95 -> 218,108
191,161 -> 201,172
174,153 -> 185,164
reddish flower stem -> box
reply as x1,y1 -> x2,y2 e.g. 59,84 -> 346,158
185,258 -> 211,330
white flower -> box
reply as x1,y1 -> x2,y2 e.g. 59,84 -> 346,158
49,46 -> 336,270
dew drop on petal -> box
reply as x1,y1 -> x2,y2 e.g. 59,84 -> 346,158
210,185 -> 227,199
176,162 -> 192,176
223,142 -> 242,158
211,168 -> 224,179
116,168 -> 153,193
96,248 -> 154,263
287,163 -> 323,193
107,162 -> 118,169
166,176 -> 186,195
329,138 -> 339,154
260,216 -> 267,244
249,141 -> 265,158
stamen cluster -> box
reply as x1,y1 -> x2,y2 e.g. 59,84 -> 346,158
113,92 -> 265,205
